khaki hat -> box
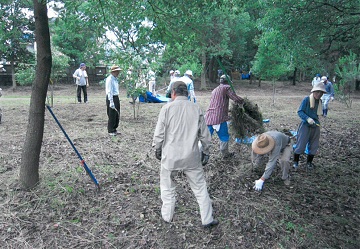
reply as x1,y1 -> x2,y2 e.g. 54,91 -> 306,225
321,76 -> 327,82
185,70 -> 193,76
252,133 -> 275,155
311,82 -> 326,93
111,65 -> 122,72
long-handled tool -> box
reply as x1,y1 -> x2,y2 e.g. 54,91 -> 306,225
46,105 -> 100,190
315,123 -> 332,133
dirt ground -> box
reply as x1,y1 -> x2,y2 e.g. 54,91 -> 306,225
0,80 -> 359,248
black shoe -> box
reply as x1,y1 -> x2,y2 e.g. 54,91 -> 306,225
203,219 -> 219,228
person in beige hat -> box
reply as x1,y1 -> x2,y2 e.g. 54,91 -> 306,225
105,65 -> 122,136
252,131 -> 294,191
293,82 -> 326,170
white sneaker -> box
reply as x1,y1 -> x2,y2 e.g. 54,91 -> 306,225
109,132 -> 117,136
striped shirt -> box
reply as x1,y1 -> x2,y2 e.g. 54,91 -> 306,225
205,84 -> 243,125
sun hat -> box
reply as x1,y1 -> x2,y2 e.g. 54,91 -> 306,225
111,65 -> 122,72
185,70 -> 193,76
169,70 -> 174,74
174,70 -> 180,74
252,133 -> 275,155
80,63 -> 86,68
311,82 -> 326,93
320,76 -> 327,82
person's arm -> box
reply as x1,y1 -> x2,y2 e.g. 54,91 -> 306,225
227,87 -> 244,104
73,69 -> 80,83
85,71 -> 89,86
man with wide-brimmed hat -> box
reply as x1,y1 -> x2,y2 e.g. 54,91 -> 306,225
293,82 -> 326,170
252,131 -> 293,191
105,65 -> 122,136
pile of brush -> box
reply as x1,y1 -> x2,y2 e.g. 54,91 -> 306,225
230,98 -> 265,139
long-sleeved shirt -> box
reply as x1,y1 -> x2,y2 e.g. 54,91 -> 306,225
324,81 -> 335,97
253,131 -> 290,179
152,96 -> 211,171
297,96 -> 320,126
179,75 -> 196,101
205,84 -> 243,125
105,75 -> 119,103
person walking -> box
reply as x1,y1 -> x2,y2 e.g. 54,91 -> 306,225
293,82 -> 326,170
166,70 -> 181,98
205,74 -> 244,158
152,81 -> 218,228
311,73 -> 321,87
105,65 -> 122,136
73,63 -> 89,103
252,131 -> 294,191
320,76 -> 335,117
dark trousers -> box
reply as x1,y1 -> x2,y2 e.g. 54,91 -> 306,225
77,85 -> 88,103
106,95 -> 120,133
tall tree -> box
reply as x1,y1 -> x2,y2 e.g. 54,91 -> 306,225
20,0 -> 52,189
0,0 -> 35,90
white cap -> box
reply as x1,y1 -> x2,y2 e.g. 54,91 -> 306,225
185,70 -> 193,76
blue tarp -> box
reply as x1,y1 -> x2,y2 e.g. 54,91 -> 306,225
139,91 -> 170,103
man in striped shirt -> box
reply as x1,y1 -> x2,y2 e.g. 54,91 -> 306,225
205,75 -> 244,158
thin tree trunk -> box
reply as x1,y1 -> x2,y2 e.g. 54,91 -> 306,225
200,52 -> 207,90
11,60 -> 16,91
20,1 -> 52,189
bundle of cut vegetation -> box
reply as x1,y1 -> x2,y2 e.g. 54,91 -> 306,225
230,98 -> 265,138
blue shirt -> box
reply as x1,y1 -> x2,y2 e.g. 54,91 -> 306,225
297,96 -> 320,126
324,82 -> 335,97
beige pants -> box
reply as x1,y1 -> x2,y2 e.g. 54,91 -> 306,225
160,166 -> 214,225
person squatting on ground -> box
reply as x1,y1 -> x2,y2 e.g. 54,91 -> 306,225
252,131 -> 294,191
179,70 -> 197,103
320,76 -> 335,117
205,74 -> 244,158
311,73 -> 321,87
105,65 -> 122,136
152,81 -> 218,228
73,63 -> 89,103
293,82 -> 327,170
166,70 -> 181,99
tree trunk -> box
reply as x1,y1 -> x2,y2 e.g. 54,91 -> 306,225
200,52 -> 207,90
20,1 -> 52,189
292,67 -> 297,85
11,60 -> 16,91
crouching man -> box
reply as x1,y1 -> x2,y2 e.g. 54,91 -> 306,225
152,81 -> 218,228
252,131 -> 293,191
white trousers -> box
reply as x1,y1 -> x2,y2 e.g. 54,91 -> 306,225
160,166 -> 214,225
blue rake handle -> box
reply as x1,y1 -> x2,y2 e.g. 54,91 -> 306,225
46,105 -> 100,190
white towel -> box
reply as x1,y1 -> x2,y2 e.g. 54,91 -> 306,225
212,124 -> 221,132
309,93 -> 322,115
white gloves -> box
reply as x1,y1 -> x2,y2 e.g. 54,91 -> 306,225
330,97 -> 334,101
307,117 -> 315,125
253,179 -> 264,191
77,77 -> 80,80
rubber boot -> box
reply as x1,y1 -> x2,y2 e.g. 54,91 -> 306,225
306,154 -> 315,170
293,153 -> 300,169
220,141 -> 233,158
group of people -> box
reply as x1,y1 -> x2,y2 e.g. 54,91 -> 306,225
311,74 -> 335,117
167,70 -> 196,102
73,64 -> 334,227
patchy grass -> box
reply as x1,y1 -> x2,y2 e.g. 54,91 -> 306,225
0,82 -> 359,248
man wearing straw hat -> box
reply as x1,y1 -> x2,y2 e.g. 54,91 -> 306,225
105,65 -> 122,136
252,131 -> 294,191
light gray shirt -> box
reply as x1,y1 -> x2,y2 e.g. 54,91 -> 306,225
153,96 -> 211,171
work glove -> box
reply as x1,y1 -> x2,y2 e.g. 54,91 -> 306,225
155,149 -> 162,160
77,77 -> 80,80
306,117 -> 315,125
253,179 -> 264,191
330,97 -> 334,101
201,152 -> 209,166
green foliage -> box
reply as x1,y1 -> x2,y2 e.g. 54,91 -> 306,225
335,51 -> 360,108
15,63 -> 35,86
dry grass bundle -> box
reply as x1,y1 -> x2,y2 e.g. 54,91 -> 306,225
230,98 -> 265,138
